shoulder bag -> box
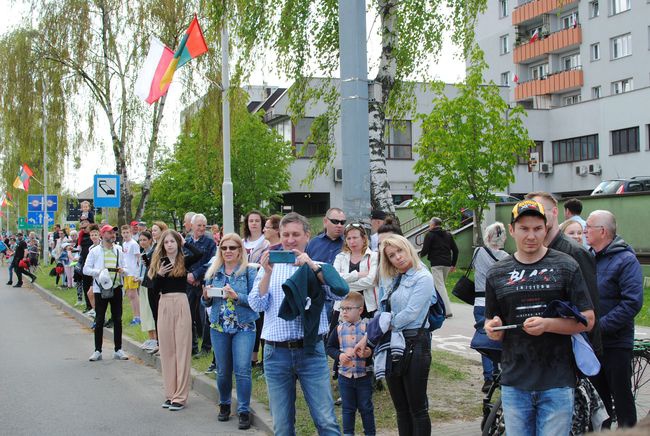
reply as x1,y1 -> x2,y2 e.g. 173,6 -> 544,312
451,247 -> 480,305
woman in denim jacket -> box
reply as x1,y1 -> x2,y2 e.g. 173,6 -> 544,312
377,234 -> 434,436
202,233 -> 259,430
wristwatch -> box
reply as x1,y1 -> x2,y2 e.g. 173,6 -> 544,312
313,265 -> 323,275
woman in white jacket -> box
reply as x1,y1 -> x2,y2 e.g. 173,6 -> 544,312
333,223 -> 379,322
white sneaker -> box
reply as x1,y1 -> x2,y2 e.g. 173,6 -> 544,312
87,309 -> 96,318
113,349 -> 129,360
140,339 -> 152,349
89,351 -> 102,361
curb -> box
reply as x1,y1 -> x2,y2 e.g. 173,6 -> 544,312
31,283 -> 274,435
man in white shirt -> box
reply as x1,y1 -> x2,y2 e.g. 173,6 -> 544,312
121,225 -> 141,326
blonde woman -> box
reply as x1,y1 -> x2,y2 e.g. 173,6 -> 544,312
202,233 -> 259,429
148,229 -> 202,411
378,234 -> 434,436
559,219 -> 584,245
333,223 -> 379,318
151,221 -> 168,245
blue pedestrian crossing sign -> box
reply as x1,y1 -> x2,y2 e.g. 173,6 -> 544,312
94,174 -> 120,208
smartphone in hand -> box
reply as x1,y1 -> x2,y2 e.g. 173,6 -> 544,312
269,251 -> 296,264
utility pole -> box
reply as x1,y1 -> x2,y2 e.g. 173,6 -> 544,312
42,92 -> 48,260
338,0 -> 371,222
221,17 -> 234,234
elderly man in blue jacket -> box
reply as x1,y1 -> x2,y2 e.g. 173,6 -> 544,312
585,209 -> 643,429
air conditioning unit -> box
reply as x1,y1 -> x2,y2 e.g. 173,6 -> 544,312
539,162 -> 553,174
588,163 -> 602,175
333,168 -> 343,182
575,165 -> 588,176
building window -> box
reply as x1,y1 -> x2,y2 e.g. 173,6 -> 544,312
530,63 -> 549,80
592,86 -> 602,99
590,43 -> 600,61
383,120 -> 412,160
610,0 -> 631,15
612,78 -> 633,94
500,34 -> 510,55
589,1 -> 600,17
518,141 -> 544,165
611,33 -> 632,59
293,117 -> 317,158
500,72 -> 510,86
563,94 -> 582,106
562,53 -> 581,71
611,126 -> 639,155
552,134 -> 599,163
561,12 -> 579,29
499,0 -> 508,18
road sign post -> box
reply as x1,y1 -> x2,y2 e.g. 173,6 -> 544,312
93,175 -> 121,208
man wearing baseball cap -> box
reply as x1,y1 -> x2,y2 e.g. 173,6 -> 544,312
83,224 -> 128,361
484,200 -> 595,435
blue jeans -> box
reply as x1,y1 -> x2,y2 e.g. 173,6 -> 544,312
211,328 -> 256,414
473,305 -> 495,381
501,385 -> 574,436
338,374 -> 375,436
263,340 -> 340,436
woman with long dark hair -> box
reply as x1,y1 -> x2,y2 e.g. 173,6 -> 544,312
242,210 -> 269,264
148,229 -> 202,411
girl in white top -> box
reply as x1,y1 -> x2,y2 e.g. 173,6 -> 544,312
333,223 -> 379,318
242,211 -> 270,264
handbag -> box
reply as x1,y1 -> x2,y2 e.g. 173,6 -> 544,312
452,248 -> 479,305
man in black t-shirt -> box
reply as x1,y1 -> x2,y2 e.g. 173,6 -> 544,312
485,200 -> 595,436
12,233 -> 37,287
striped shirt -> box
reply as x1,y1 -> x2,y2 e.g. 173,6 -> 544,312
249,263 -> 344,342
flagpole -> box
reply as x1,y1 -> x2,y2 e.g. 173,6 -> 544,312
221,16 -> 234,234
42,91 -> 49,260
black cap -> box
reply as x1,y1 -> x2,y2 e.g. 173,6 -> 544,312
371,210 -> 387,220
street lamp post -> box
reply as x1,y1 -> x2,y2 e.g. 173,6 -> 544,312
221,17 -> 234,234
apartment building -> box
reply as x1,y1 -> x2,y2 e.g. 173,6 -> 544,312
476,0 -> 650,196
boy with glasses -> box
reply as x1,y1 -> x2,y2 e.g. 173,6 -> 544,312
327,291 -> 375,436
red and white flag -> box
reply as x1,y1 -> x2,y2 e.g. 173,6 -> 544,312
134,37 -> 175,105
529,29 -> 539,44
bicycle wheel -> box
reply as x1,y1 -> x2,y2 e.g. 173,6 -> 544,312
482,397 -> 505,436
632,349 -> 650,418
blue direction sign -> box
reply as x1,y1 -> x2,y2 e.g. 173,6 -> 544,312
94,174 -> 121,208
27,195 -> 58,212
27,211 -> 55,228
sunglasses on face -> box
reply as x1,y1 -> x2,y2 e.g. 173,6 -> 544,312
328,218 -> 346,226
220,245 -> 240,251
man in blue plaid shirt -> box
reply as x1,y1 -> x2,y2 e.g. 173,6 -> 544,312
249,212 -> 344,435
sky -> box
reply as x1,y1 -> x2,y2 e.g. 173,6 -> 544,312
0,1 -> 467,195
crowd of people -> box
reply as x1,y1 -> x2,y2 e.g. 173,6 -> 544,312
1,193 -> 646,435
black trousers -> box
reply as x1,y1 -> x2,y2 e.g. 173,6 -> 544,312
94,287 -> 123,353
589,347 -> 636,428
82,274 -> 93,311
200,308 -> 211,352
252,312 -> 265,361
386,331 -> 432,436
186,285 -> 203,353
147,287 -> 159,333
14,265 -> 36,284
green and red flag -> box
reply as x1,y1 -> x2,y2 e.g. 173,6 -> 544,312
13,163 -> 34,191
159,15 -> 208,91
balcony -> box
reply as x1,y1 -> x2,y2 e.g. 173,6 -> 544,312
513,0 -> 578,26
514,26 -> 581,64
515,68 -> 583,101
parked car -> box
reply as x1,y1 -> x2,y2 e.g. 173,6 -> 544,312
591,177 -> 650,195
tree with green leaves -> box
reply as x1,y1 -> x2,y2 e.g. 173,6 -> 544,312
144,87 -> 294,225
207,0 -> 487,213
414,50 -> 534,245
0,0 -> 212,225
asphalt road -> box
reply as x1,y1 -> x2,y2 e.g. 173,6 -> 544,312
0,270 -> 264,436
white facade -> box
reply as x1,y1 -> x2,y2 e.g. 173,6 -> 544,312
475,0 -> 650,195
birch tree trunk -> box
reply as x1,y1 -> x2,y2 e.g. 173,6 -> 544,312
368,0 -> 397,214
99,0 -> 132,225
